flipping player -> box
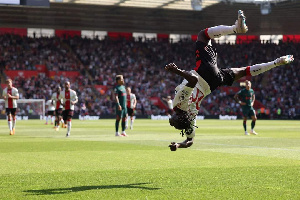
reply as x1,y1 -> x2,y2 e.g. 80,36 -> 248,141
51,86 -> 64,131
60,81 -> 78,137
126,87 -> 137,130
2,78 -> 19,135
166,10 -> 294,151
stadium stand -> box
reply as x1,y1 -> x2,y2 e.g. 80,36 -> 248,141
0,33 -> 299,119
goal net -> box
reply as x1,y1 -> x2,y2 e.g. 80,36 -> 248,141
0,99 -> 45,120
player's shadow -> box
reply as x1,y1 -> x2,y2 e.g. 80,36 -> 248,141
24,182 -> 161,195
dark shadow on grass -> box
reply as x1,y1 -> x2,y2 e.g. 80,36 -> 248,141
24,182 -> 161,195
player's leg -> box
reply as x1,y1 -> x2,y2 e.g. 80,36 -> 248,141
243,116 -> 249,135
54,111 -> 59,131
60,112 -> 64,128
51,113 -> 54,125
130,114 -> 135,130
12,109 -> 16,135
250,110 -> 258,135
54,112 -> 57,127
45,113 -> 48,125
6,109 -> 13,135
121,109 -> 128,136
231,55 -> 294,81
125,111 -> 129,129
197,10 -> 248,44
115,110 -> 121,136
62,111 -> 68,129
54,115 -> 58,130
66,110 -> 74,137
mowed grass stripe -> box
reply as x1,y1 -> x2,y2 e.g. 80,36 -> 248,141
0,119 -> 299,199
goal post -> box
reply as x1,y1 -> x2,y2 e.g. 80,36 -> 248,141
0,99 -> 45,120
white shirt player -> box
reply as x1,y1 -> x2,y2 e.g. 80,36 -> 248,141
127,93 -> 136,109
51,92 -> 63,110
46,100 -> 55,111
59,89 -> 78,110
2,87 -> 19,108
172,70 -> 211,138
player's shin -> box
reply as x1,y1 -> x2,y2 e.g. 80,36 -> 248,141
205,25 -> 235,39
243,120 -> 247,131
251,121 -> 256,129
8,119 -> 12,131
246,55 -> 294,76
67,120 -> 71,135
246,61 -> 276,76
115,120 -> 120,132
12,118 -> 16,129
121,120 -> 126,131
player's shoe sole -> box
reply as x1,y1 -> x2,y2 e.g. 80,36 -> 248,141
234,10 -> 248,33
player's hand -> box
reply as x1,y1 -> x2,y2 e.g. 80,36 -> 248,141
165,63 -> 180,73
274,55 -> 294,66
7,94 -> 12,98
118,105 -> 122,111
3,96 -> 7,100
168,142 -> 178,151
240,102 -> 246,106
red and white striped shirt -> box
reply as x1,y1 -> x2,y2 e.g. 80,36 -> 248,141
126,93 -> 136,109
51,92 -> 63,109
59,89 -> 78,110
2,87 -> 19,108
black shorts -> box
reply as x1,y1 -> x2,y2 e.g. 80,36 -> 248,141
6,108 -> 16,116
194,41 -> 235,92
127,107 -> 135,116
55,108 -> 63,117
47,111 -> 55,116
63,109 -> 74,121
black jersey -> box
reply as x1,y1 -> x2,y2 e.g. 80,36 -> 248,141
194,41 -> 234,92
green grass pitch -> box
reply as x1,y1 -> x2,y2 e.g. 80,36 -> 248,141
0,119 -> 299,200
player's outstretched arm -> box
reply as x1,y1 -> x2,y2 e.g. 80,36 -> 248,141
165,63 -> 197,88
168,138 -> 194,151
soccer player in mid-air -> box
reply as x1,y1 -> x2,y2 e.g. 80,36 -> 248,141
51,86 -> 64,131
166,10 -> 294,151
60,81 -> 78,137
2,78 -> 19,135
114,75 -> 128,136
234,80 -> 258,135
126,87 -> 137,130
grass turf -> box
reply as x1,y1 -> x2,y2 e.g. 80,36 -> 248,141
0,119 -> 299,200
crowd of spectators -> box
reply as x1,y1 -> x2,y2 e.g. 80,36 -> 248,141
0,34 -> 81,71
1,34 -> 299,119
